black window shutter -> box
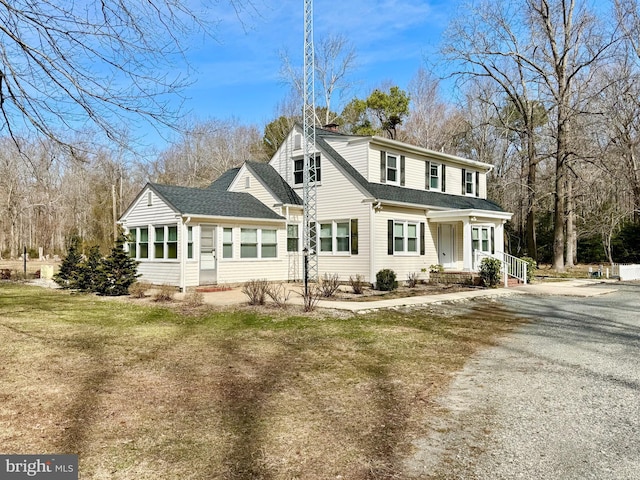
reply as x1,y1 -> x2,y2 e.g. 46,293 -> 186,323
400,155 -> 406,186
387,219 -> 394,255
425,161 -> 431,190
351,219 -> 358,255
420,222 -> 426,255
475,171 -> 480,197
442,165 -> 446,192
380,151 -> 386,183
462,168 -> 466,194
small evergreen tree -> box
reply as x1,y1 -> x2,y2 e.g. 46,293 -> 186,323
95,234 -> 139,296
53,237 -> 83,289
76,245 -> 103,292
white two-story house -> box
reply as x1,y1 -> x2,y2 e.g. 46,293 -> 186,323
119,125 -> 512,290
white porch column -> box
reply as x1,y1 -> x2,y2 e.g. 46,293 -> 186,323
495,221 -> 505,253
462,218 -> 473,271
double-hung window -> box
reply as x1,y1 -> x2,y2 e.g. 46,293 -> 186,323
430,163 -> 440,190
386,154 -> 398,184
223,228 -> 233,259
154,225 -> 178,259
317,220 -> 354,254
187,226 -> 193,259
472,226 -> 494,254
128,227 -> 149,259
293,155 -> 321,185
240,228 -> 258,258
240,228 -> 278,259
287,225 -> 299,252
261,229 -> 277,258
465,171 -> 474,195
388,220 -> 422,255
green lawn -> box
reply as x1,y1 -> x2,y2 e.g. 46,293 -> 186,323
0,283 -> 521,479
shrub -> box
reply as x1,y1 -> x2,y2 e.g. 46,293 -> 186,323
319,273 -> 341,297
376,269 -> 398,291
407,272 -> 419,288
153,284 -> 175,302
349,274 -> 366,294
302,284 -> 322,312
521,256 -> 537,283
479,257 -> 502,287
266,283 -> 291,308
242,279 -> 269,305
429,264 -> 444,274
184,290 -> 204,307
129,281 -> 151,298
1,269 -> 11,280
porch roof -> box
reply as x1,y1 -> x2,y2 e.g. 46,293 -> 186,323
427,209 -> 513,223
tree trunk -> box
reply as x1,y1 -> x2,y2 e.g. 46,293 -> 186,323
525,133 -> 538,260
565,174 -> 576,268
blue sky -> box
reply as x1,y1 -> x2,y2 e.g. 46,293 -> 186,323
152,0 -> 457,146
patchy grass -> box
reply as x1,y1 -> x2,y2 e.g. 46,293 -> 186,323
0,283 -> 522,479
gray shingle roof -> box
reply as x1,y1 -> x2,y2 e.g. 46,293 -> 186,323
207,168 -> 240,191
315,129 -> 507,213
245,161 -> 303,205
149,183 -> 284,220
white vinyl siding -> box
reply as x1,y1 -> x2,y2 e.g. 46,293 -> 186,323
373,206 -> 432,282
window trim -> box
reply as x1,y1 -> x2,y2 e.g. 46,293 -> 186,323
386,154 -> 399,185
240,227 -> 279,260
316,220 -> 354,256
187,226 -> 194,260
153,224 -> 178,260
128,226 -> 149,260
429,163 -> 441,190
287,224 -> 299,252
472,226 -> 495,255
388,220 -> 421,256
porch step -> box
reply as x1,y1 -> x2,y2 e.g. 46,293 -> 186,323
507,277 -> 523,287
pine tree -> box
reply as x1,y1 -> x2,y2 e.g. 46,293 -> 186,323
95,234 -> 139,296
76,245 -> 103,292
53,237 -> 83,289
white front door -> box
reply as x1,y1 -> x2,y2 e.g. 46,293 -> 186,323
438,224 -> 455,269
199,225 -> 217,285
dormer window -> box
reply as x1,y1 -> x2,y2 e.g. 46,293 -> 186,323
387,154 -> 398,184
380,151 -> 405,186
462,169 -> 479,197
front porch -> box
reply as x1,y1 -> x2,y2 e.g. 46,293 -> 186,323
427,208 -> 512,272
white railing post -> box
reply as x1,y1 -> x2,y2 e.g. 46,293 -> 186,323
504,258 -> 508,287
523,262 -> 527,284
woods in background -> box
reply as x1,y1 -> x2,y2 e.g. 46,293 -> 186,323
1,0 -> 639,268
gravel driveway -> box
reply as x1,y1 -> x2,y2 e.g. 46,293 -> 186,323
405,283 -> 640,479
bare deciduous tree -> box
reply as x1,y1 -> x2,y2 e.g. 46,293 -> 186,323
279,33 -> 358,126
0,0 -> 257,149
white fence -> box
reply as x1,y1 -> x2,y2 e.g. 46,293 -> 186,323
614,264 -> 640,281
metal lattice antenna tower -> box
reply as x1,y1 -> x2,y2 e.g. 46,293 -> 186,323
302,0 -> 318,281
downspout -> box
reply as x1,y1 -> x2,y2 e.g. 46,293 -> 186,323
181,216 -> 191,293
369,202 -> 377,284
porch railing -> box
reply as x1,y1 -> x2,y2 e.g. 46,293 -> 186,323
474,250 -> 528,287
